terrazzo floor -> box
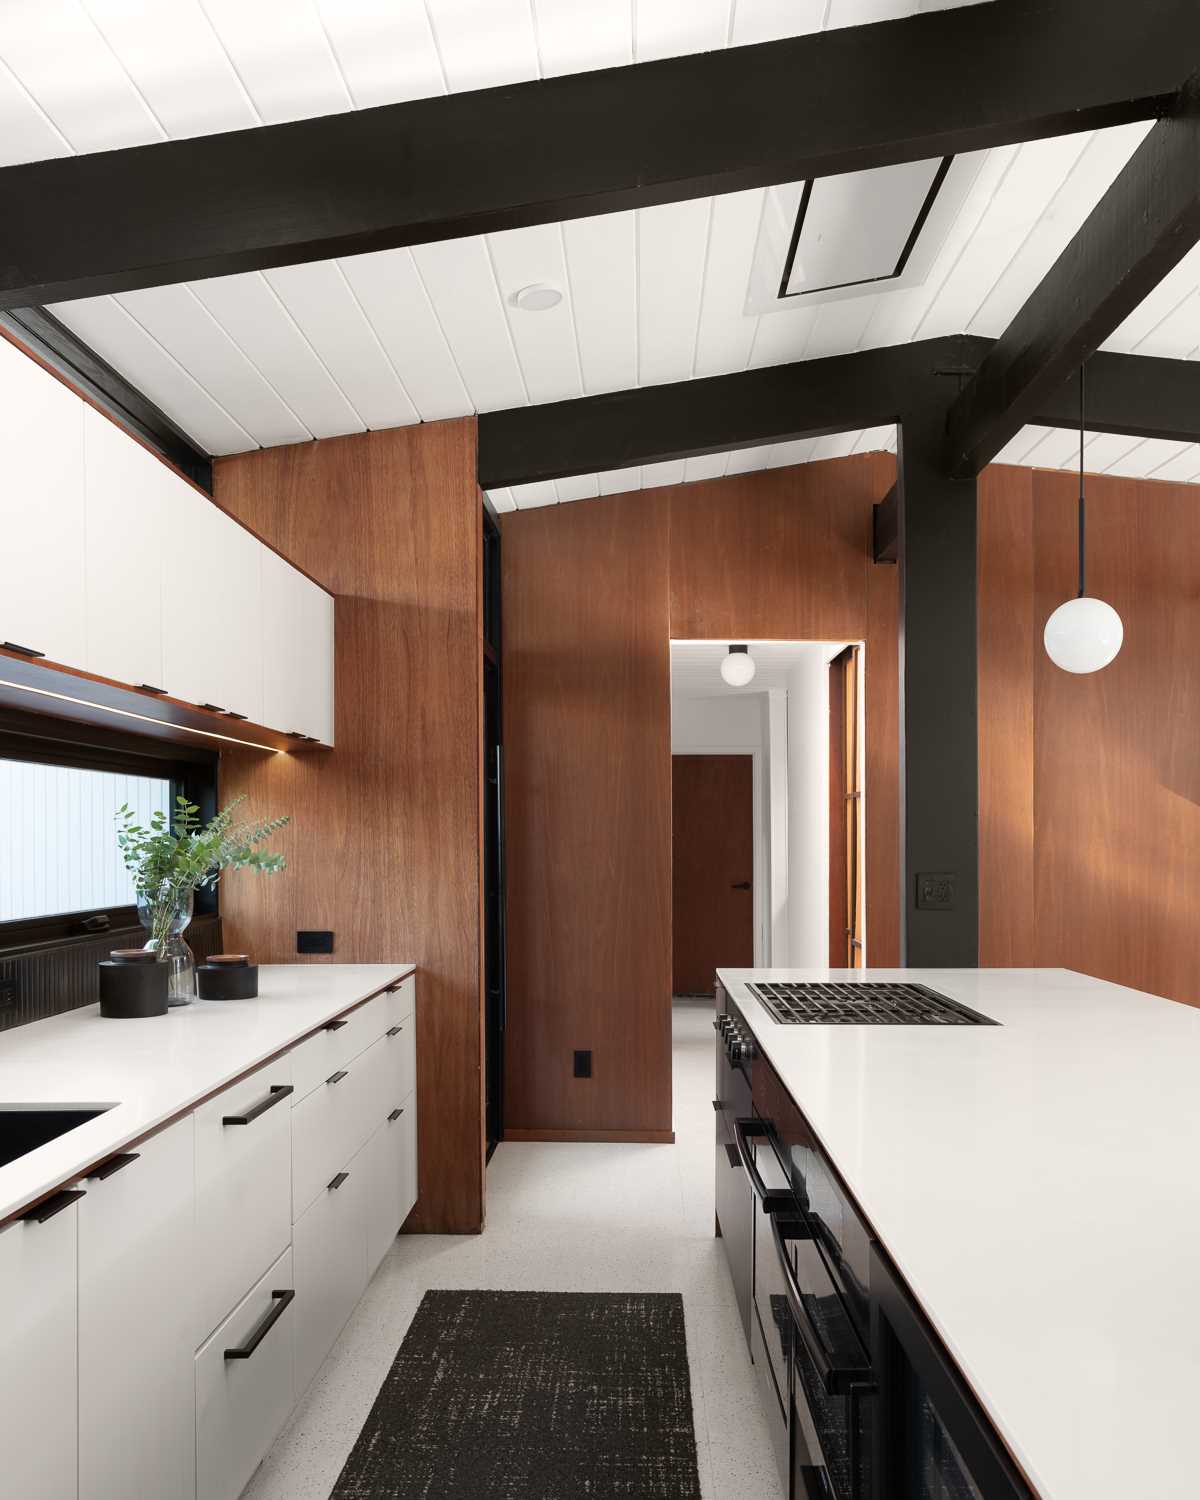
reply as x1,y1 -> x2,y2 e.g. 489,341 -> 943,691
243,998 -> 784,1500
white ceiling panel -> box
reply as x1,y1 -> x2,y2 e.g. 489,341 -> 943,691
672,639 -> 845,700
46,294 -> 255,453
731,0 -> 823,45
197,0 -> 351,124
682,452 -> 733,483
642,459 -> 688,488
337,249 -> 472,421
555,473 -> 599,503
486,486 -> 516,513
693,190 -> 765,377
1,0 -> 162,152
314,0 -> 446,108
81,0 -> 259,138
598,466 -> 642,494
0,59 -> 71,165
638,198 -> 713,386
263,262 -> 420,428
509,479 -> 559,509
533,0 -> 632,75
189,272 -> 365,439
993,426 -> 1200,485
635,0 -> 731,61
562,213 -> 638,395
488,225 -> 584,405
424,0 -> 539,91
113,284 -> 311,446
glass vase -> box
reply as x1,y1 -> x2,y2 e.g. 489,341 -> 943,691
137,889 -> 196,1007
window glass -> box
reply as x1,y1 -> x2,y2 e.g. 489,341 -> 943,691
0,758 -> 171,921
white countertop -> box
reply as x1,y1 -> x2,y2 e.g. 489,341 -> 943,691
718,966 -> 1200,1500
0,963 -> 413,1224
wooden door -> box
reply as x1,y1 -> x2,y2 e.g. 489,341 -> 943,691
672,755 -> 754,994
829,646 -> 864,967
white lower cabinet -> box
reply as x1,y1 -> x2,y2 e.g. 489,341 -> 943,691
0,1197 -> 79,1500
292,1158 -> 368,1398
78,1117 -> 196,1500
195,1057 -> 294,1345
196,1246 -> 297,1500
365,1101 -> 418,1277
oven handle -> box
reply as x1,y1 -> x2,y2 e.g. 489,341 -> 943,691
772,1214 -> 869,1397
733,1117 -> 797,1214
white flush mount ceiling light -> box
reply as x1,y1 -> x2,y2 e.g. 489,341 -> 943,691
720,644 -> 757,687
1043,366 -> 1123,674
512,283 -> 563,312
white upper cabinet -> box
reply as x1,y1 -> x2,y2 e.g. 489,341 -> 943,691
162,481 -> 264,723
83,405 -> 167,690
0,335 -> 86,667
261,546 -> 335,744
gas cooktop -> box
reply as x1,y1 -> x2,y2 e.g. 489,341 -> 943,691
746,980 -> 996,1026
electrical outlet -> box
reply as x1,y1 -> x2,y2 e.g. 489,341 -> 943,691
916,873 -> 956,911
297,930 -> 334,955
573,1049 -> 592,1079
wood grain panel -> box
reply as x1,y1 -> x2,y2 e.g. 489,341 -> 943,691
864,553 -> 900,965
1029,467 -> 1200,1005
500,489 -> 672,1138
977,464 -> 1036,966
672,755 -> 754,994
214,421 -> 485,1232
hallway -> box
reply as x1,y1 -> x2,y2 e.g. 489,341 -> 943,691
245,999 -> 782,1499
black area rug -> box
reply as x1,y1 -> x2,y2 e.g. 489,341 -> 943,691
331,1290 -> 702,1499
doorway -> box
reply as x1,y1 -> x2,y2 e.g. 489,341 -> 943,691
672,754 -> 755,995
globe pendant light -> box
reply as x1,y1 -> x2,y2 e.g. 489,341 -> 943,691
1043,366 -> 1123,674
720,643 -> 757,687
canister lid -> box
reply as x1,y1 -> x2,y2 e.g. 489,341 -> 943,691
208,953 -> 250,966
109,948 -> 158,963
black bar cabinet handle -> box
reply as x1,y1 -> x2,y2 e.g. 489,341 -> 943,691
388,1107 -> 403,1122
2,640 -> 45,658
136,683 -> 167,694
325,1018 -> 347,1032
386,1025 -> 402,1037
88,1152 -> 140,1181
223,1289 -> 295,1360
222,1083 -> 293,1125
711,1098 -> 722,1111
198,703 -> 228,714
328,1171 -> 349,1191
771,1214 -> 866,1397
326,1069 -> 348,1086
733,1118 -> 796,1213
21,1188 -> 85,1223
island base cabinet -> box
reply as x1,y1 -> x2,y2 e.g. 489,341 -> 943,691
292,1160 -> 368,1398
0,1202 -> 78,1500
196,1246 -> 296,1500
78,1117 -> 196,1500
364,1100 -> 418,1276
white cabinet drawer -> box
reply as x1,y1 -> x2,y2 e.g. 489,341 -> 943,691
196,1246 -> 295,1500
78,1118 -> 196,1500
339,989 -> 390,1063
291,1060 -> 356,1221
0,1197 -> 79,1500
381,1013 -> 416,1111
384,973 -> 415,1029
364,1102 -> 418,1277
289,990 -> 390,1103
195,1057 -> 293,1342
292,1158 -> 367,1399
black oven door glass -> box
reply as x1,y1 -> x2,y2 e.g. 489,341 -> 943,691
908,1381 -> 985,1500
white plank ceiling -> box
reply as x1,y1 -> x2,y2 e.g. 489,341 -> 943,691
5,0 -> 1198,501
671,640 -> 845,700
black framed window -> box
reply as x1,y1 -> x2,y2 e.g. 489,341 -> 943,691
0,708 -> 218,953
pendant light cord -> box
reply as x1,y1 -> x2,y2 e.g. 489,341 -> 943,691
1078,363 -> 1086,598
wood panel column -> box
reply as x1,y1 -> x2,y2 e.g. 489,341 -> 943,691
897,410 -> 979,966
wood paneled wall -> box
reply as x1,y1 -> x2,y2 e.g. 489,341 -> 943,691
214,421 -> 485,1233
500,455 -> 899,1139
978,464 -> 1200,1006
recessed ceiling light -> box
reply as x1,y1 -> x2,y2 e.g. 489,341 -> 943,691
512,283 -> 563,312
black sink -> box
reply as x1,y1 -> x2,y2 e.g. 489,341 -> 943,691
0,1107 -> 113,1169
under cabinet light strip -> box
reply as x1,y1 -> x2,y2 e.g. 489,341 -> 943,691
0,678 -> 282,753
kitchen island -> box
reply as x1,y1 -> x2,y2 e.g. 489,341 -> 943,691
717,966 -> 1200,1500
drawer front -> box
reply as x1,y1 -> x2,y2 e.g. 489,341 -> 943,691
196,1246 -> 295,1500
195,1057 -> 293,1343
291,1065 -> 355,1222
381,1012 -> 416,1109
339,989 -> 390,1062
385,973 -> 415,1029
364,1103 -> 418,1277
289,1021 -> 349,1103
292,1159 -> 367,1398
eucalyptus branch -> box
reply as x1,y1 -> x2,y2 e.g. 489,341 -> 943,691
116,794 -> 290,912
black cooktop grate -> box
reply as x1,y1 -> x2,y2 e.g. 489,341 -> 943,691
746,981 -> 996,1026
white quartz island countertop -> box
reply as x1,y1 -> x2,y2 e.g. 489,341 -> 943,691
717,966 -> 1200,1500
0,963 -> 413,1224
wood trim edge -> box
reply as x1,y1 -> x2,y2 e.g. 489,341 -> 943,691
503,1128 -> 676,1144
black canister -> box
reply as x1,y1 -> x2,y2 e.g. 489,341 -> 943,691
98,949 -> 169,1018
196,954 -> 259,1001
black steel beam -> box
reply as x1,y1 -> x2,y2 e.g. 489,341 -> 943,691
0,0 -> 1192,307
0,307 -> 212,491
945,78 -> 1200,477
478,338 -> 979,489
1037,349 -> 1200,444
897,413 -> 979,966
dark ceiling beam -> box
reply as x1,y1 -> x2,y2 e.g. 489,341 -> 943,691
1036,349 -> 1200,444
0,0 -> 1193,307
0,307 -> 212,491
478,337 -> 981,488
944,78 -> 1200,477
